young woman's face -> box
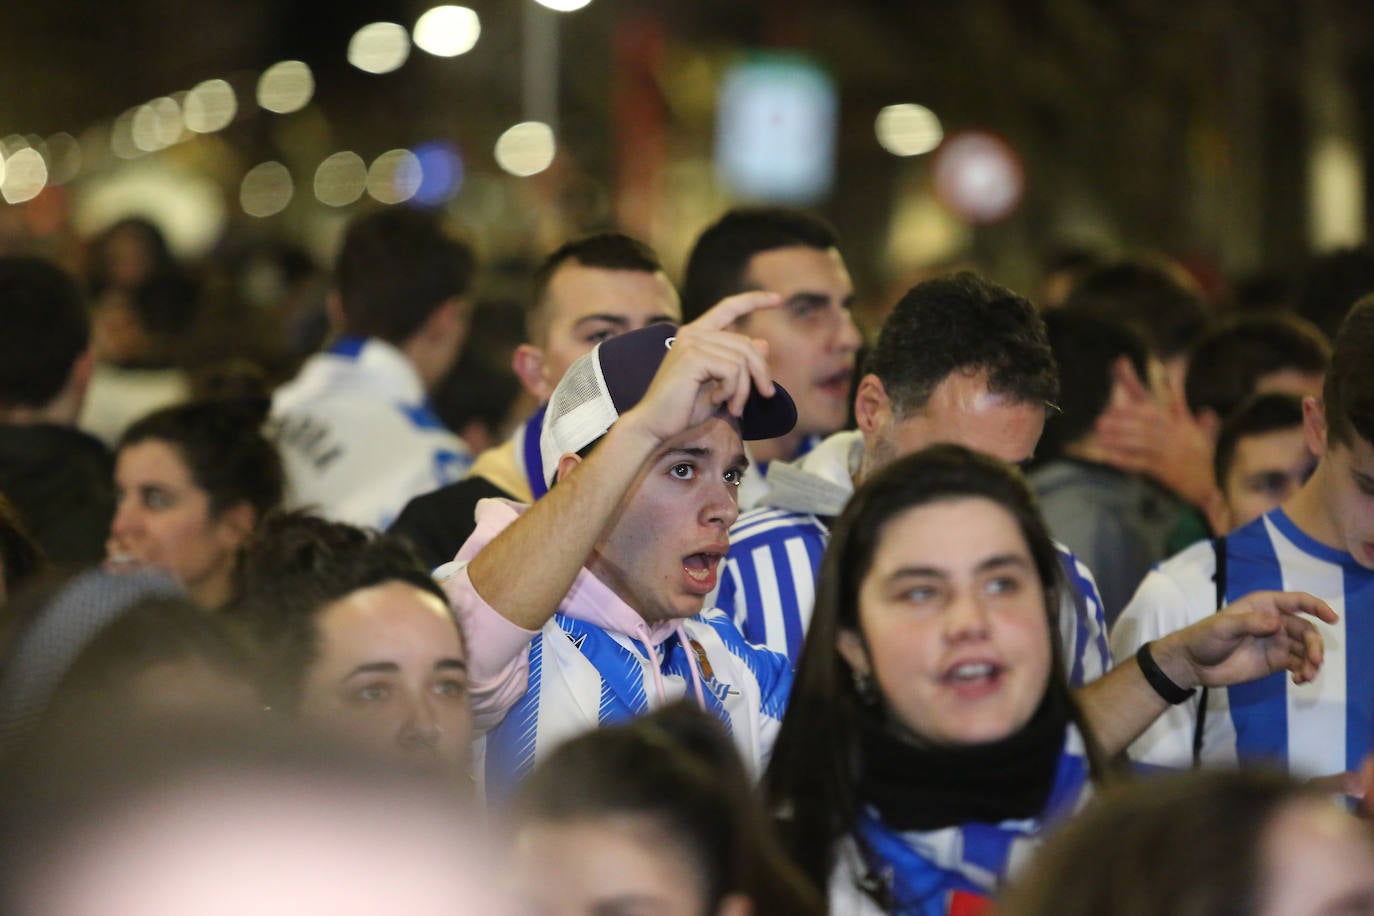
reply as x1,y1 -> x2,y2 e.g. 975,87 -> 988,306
841,497 -> 1053,746
298,581 -> 472,777
107,440 -> 251,609
510,816 -> 732,916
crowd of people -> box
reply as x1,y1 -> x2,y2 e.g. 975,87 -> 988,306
1,203 -> 1372,914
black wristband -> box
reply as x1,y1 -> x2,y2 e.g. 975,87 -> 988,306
1136,641 -> 1197,705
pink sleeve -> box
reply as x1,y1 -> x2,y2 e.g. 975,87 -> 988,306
443,563 -> 540,733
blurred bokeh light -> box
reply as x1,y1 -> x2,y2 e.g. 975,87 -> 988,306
875,104 -> 943,157
183,79 -> 237,133
314,151 -> 368,206
494,122 -> 555,177
413,6 -> 480,58
257,61 -> 315,114
240,161 -> 294,217
348,22 -> 411,74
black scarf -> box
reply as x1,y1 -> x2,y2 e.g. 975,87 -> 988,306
855,683 -> 1072,831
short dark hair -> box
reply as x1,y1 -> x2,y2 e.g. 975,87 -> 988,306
231,511 -> 453,710
1213,393 -> 1306,487
868,271 -> 1059,415
1063,260 -> 1209,360
0,258 -> 89,410
680,207 -> 839,322
526,232 -> 664,341
1037,311 -> 1150,460
333,208 -> 476,345
1184,313 -> 1330,419
119,400 -> 283,520
1322,295 -> 1374,448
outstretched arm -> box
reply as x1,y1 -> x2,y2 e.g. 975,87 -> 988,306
465,291 -> 780,631
1078,591 -> 1334,757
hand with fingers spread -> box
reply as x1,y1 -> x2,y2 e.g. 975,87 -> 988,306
1151,590 -> 1335,691
619,291 -> 781,446
1095,357 -> 1221,523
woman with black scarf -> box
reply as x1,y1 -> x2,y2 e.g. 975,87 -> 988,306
765,444 -> 1110,915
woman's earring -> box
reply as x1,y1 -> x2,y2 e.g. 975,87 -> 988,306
852,669 -> 878,706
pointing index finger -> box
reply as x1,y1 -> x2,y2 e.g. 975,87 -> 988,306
690,291 -> 782,332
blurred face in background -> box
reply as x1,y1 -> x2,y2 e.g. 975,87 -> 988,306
522,263 -> 681,402
298,581 -> 472,777
1221,425 -> 1315,531
107,440 -> 253,609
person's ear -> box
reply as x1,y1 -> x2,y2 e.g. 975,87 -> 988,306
1303,396 -> 1328,458
215,502 -> 258,551
325,290 -> 345,334
853,374 -> 890,436
512,344 -> 551,401
555,452 -> 581,484
836,628 -> 872,678
1196,407 -> 1222,444
714,893 -> 753,916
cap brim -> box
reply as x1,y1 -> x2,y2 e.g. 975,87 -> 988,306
739,383 -> 797,442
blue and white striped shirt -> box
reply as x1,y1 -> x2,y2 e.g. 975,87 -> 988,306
1112,508 -> 1374,776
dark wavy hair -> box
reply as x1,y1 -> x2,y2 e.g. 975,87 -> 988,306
764,444 -> 1106,883
117,399 -> 283,520
230,511 -> 454,710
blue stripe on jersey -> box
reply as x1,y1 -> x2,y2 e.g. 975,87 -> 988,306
1059,552 -> 1089,688
397,401 -> 451,432
1224,518 -> 1289,767
1346,562 -> 1374,772
559,617 -> 648,724
699,609 -> 792,720
484,632 -> 544,797
771,541 -> 808,659
327,335 -> 368,358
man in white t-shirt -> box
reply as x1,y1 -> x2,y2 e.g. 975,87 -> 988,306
272,208 -> 475,529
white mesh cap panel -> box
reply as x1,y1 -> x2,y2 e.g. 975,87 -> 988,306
539,347 -> 619,487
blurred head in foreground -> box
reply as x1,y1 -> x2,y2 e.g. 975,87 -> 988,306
1000,767 -> 1374,916
508,702 -> 822,916
0,720 -> 503,916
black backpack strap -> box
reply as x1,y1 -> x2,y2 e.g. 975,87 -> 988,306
1192,535 -> 1227,767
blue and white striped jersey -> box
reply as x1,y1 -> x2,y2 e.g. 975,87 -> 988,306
717,507 -> 1112,687
1111,508 -> 1374,777
476,607 -> 791,797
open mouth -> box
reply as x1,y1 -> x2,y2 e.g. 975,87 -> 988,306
682,552 -> 723,592
940,661 -> 1005,696
815,369 -> 853,399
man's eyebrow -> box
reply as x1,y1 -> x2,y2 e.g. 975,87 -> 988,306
732,452 -> 750,471
784,292 -> 830,309
570,314 -> 631,330
662,446 -> 710,460
434,658 -> 467,672
344,662 -> 399,679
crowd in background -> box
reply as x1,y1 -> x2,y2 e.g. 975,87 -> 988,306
0,202 -> 1373,915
